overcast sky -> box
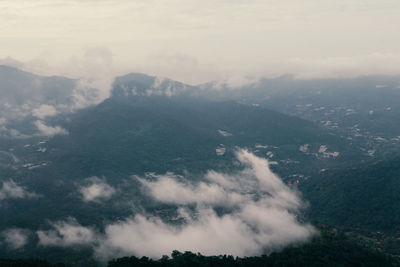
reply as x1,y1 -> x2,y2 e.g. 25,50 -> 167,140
1,0 -> 400,84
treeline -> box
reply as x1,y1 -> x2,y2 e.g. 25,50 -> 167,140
0,259 -> 65,267
108,231 -> 399,267
1,231 -> 398,267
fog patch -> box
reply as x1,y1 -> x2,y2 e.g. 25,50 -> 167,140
33,150 -> 315,261
37,218 -> 96,247
32,104 -> 58,119
0,180 -> 40,200
97,149 -> 315,259
1,228 -> 30,249
79,177 -> 116,203
34,120 -> 68,137
138,173 -> 243,206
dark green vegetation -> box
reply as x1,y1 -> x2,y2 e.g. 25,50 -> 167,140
201,75 -> 400,160
0,73 -> 357,231
4,232 -> 393,267
0,258 -> 65,267
302,157 -> 400,232
1,231 -> 398,267
299,156 -> 400,257
1,66 -> 400,265
108,231 -> 399,267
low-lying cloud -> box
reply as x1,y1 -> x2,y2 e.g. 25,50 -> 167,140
0,180 -> 39,200
32,104 -> 58,119
37,218 -> 96,247
79,177 -> 116,203
97,150 -> 314,259
137,173 -> 243,206
37,150 -> 315,261
34,120 -> 68,137
1,228 -> 30,249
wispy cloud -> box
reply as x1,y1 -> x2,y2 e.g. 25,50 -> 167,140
34,120 -> 68,137
32,104 -> 58,119
97,150 -> 314,259
0,180 -> 40,201
37,150 -> 315,261
1,228 -> 30,249
37,218 -> 96,247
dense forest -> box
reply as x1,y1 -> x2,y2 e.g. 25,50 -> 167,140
1,230 -> 398,267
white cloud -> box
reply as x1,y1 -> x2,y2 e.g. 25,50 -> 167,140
0,180 -> 39,200
0,127 -> 32,139
36,150 -> 316,261
34,120 -> 68,137
138,174 -> 244,206
218,129 -> 233,137
32,104 -> 58,119
79,177 -> 116,203
1,228 -> 30,249
37,218 -> 96,247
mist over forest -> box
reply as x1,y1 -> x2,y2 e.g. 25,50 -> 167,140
1,1 -> 400,266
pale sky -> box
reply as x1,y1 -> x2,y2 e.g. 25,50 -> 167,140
1,0 -> 400,84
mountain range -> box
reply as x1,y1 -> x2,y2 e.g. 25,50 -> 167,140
0,65 -> 400,266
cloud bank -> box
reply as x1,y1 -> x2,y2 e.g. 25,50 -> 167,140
97,150 -> 314,259
1,1 -> 400,85
38,150 -> 315,261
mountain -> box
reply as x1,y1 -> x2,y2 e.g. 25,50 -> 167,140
199,76 -> 400,160
0,65 -> 76,113
299,155 -> 400,257
0,71 -> 359,265
0,65 -> 102,140
0,65 -> 76,122
301,156 -> 400,233
3,72 -> 357,179
112,73 -> 194,98
1,68 -> 399,265
48,79 -> 349,177
0,72 -> 353,227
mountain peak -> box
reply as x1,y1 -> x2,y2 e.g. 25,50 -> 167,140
0,64 -> 36,79
111,72 -> 191,98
